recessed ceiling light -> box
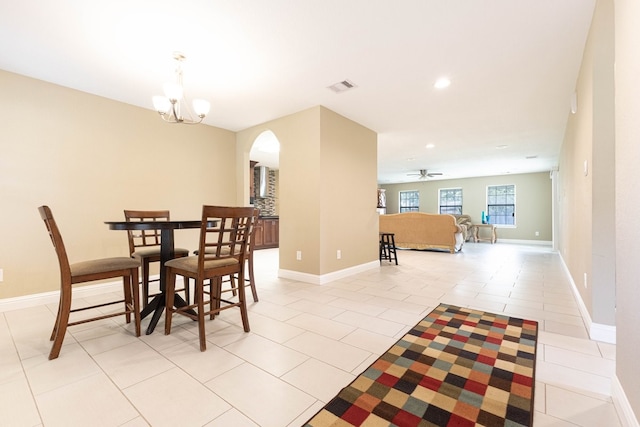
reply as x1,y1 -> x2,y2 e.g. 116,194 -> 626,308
425,144 -> 435,149
406,157 -> 416,161
496,144 -> 508,149
434,77 -> 451,89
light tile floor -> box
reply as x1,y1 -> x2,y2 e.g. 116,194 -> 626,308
0,242 -> 622,426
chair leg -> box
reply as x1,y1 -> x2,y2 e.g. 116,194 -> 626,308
122,275 -> 132,324
196,278 -> 207,351
210,278 -> 220,320
229,275 -> 238,297
194,278 -> 201,306
49,286 -> 72,360
247,254 -> 258,302
141,259 -> 150,308
130,268 -> 141,337
183,277 -> 190,304
50,291 -> 64,341
209,277 -> 218,320
237,271 -> 250,333
213,277 -> 223,320
164,270 -> 176,336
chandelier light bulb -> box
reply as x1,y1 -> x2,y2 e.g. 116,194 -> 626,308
192,99 -> 211,117
152,96 -> 171,114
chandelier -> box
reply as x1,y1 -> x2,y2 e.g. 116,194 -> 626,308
152,52 -> 210,124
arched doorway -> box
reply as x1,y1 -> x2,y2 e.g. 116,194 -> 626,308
249,130 -> 280,215
249,130 -> 281,253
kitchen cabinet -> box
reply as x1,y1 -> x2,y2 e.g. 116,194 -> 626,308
254,217 -> 279,249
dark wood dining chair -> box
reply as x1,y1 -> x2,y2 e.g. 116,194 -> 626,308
124,210 -> 190,307
196,208 -> 260,302
38,205 -> 141,360
164,206 -> 255,351
231,208 -> 260,301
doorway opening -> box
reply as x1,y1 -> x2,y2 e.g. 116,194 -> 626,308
249,130 -> 280,216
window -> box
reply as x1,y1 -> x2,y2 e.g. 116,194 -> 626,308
439,188 -> 462,215
399,190 -> 419,212
487,184 -> 515,225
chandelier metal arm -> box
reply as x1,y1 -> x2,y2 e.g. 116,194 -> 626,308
157,109 -> 204,124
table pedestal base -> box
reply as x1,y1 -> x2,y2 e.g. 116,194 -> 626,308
140,293 -> 194,335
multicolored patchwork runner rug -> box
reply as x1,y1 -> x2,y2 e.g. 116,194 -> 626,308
304,303 -> 538,427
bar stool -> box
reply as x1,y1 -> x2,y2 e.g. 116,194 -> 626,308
379,232 -> 398,265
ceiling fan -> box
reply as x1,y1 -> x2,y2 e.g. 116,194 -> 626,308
407,169 -> 443,179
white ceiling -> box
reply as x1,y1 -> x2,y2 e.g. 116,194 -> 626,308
0,0 -> 595,183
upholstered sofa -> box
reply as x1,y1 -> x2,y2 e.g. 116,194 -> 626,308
453,214 -> 474,242
379,212 -> 464,253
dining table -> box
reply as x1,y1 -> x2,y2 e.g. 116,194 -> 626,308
105,219 -> 205,334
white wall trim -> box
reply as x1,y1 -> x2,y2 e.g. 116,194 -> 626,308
0,279 -> 130,313
613,375 -> 640,427
0,274 -> 187,314
558,254 -> 616,344
279,260 -> 380,285
494,238 -> 553,246
591,322 -> 617,344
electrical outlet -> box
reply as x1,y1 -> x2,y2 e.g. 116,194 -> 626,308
0,268 -> 3,282
535,231 -> 539,236
584,273 -> 588,288
296,251 -> 302,261
337,250 -> 341,259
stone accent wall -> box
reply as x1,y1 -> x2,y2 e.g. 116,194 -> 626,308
253,169 -> 277,216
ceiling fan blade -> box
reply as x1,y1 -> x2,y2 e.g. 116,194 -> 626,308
407,169 -> 442,178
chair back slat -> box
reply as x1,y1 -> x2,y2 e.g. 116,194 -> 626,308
38,205 -> 72,282
124,210 -> 171,256
248,208 -> 260,254
197,206 -> 255,272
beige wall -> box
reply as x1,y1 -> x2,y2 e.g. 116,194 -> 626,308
237,108 -> 323,274
237,106 -> 379,277
0,70 -> 237,299
2,68 -> 378,300
614,0 -> 640,417
318,107 -> 379,273
557,0 -> 616,328
589,0 -> 616,326
557,28 -> 595,324
380,172 -> 552,241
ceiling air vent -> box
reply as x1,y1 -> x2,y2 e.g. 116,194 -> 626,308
327,79 -> 357,94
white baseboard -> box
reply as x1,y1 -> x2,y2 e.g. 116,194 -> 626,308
590,322 -> 617,344
0,279 -> 127,313
0,275 -> 172,313
613,376 -> 640,427
557,255 -> 616,344
279,260 -> 380,285
495,238 -> 553,246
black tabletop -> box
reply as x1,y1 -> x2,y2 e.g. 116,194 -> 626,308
105,220 -> 205,231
